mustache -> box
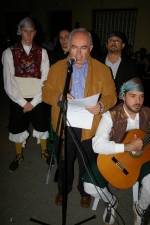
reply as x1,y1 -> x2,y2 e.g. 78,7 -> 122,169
133,104 -> 141,107
110,45 -> 117,48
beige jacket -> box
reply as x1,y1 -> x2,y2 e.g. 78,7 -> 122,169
42,56 -> 117,141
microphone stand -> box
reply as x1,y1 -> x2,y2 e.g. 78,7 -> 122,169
29,62 -> 72,225
57,61 -> 73,225
30,60 -> 72,225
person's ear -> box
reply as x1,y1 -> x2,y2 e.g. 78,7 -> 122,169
121,43 -> 125,49
89,45 -> 93,52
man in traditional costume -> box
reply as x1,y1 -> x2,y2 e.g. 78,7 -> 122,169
2,17 -> 52,171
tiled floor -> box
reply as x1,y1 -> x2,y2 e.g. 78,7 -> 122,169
0,77 -> 135,225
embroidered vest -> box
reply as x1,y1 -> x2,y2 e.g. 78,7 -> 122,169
10,43 -> 42,79
109,102 -> 150,143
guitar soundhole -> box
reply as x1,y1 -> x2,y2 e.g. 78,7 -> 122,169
129,149 -> 144,158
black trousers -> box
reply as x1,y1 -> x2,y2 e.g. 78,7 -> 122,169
8,99 -> 49,134
55,127 -> 96,196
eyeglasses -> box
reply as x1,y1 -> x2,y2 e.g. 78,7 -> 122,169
70,45 -> 89,51
108,39 -> 121,44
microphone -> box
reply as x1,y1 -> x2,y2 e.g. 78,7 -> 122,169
67,57 -> 76,65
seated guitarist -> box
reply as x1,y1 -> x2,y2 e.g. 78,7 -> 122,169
83,77 -> 150,225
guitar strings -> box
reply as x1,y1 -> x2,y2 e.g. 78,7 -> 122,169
67,120 -> 125,225
114,130 -> 150,176
143,133 -> 150,147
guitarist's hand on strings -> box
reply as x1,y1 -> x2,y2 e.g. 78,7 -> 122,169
124,134 -> 143,152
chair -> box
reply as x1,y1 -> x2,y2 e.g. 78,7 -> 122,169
92,181 -> 139,210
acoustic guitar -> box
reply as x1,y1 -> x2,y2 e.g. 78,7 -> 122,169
97,129 -> 150,189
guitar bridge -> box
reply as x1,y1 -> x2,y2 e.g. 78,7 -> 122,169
112,156 -> 129,175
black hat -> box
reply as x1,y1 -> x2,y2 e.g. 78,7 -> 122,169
107,31 -> 124,42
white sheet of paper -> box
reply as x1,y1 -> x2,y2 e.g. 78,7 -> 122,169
67,94 -> 100,129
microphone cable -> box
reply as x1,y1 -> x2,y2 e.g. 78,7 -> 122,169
67,119 -> 125,225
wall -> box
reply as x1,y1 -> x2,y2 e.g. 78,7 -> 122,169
1,0 -> 150,52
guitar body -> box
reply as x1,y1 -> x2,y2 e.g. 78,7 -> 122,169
97,129 -> 150,189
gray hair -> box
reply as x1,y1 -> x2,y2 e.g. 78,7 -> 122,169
68,28 -> 93,46
17,17 -> 35,35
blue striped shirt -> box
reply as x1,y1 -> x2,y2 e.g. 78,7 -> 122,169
70,61 -> 88,99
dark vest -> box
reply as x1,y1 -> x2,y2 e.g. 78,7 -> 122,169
10,43 -> 42,79
109,102 -> 150,143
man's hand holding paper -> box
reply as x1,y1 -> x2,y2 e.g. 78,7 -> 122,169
67,94 -> 99,129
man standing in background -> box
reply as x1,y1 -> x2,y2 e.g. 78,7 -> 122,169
100,31 -> 139,97
2,17 -> 51,172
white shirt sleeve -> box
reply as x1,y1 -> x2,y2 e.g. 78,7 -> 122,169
92,111 -> 124,154
30,48 -> 50,107
2,48 -> 27,107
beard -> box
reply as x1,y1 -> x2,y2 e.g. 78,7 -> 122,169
108,45 -> 119,54
126,103 -> 142,113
